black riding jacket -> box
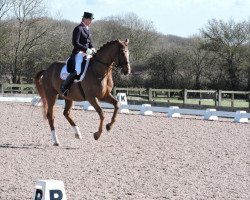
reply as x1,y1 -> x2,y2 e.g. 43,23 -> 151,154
72,23 -> 94,55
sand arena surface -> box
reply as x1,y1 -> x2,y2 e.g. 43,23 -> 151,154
0,102 -> 249,200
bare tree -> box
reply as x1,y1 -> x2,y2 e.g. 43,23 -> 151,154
22,18 -> 73,83
8,0 -> 47,83
0,0 -> 10,20
0,0 -> 11,81
186,37 -> 218,89
92,12 -> 157,63
147,47 -> 184,88
201,19 -> 250,90
0,0 -> 11,48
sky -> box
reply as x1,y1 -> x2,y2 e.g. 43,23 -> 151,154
47,0 -> 250,38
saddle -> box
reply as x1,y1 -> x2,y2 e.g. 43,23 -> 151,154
60,55 -> 91,81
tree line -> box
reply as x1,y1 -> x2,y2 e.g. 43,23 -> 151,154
0,0 -> 250,91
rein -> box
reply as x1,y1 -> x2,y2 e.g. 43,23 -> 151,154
93,57 -> 119,72
92,42 -> 129,76
92,48 -> 129,73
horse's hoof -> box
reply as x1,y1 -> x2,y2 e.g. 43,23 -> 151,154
53,142 -> 60,146
94,132 -> 100,140
106,124 -> 111,131
75,133 -> 82,140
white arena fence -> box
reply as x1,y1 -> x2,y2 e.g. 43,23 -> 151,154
0,96 -> 249,123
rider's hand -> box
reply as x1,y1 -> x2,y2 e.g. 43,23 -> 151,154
91,48 -> 96,53
86,48 -> 93,55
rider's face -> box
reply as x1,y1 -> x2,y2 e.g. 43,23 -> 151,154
83,18 -> 92,26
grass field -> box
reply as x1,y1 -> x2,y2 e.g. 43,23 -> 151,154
127,96 -> 250,109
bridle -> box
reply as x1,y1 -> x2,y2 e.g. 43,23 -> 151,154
92,48 -> 129,72
117,49 -> 129,68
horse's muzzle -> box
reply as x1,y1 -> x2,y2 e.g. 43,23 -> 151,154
122,64 -> 131,75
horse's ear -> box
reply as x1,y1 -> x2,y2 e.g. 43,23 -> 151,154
124,39 -> 129,45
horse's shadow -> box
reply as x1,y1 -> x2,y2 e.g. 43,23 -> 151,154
0,143 -> 80,150
0,143 -> 45,149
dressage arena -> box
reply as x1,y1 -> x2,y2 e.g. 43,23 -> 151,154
0,102 -> 249,199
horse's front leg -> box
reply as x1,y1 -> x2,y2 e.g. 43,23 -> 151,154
88,97 -> 104,140
102,93 -> 120,131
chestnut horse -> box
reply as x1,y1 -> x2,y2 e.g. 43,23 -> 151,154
35,39 -> 130,146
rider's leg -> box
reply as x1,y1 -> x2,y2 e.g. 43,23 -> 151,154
60,52 -> 83,96
75,52 -> 84,76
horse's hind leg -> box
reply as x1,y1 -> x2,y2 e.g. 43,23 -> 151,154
88,97 -> 104,140
63,99 -> 82,139
46,92 -> 60,146
102,94 -> 120,131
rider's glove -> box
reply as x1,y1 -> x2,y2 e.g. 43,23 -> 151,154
86,48 -> 93,55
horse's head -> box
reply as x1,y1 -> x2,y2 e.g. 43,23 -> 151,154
116,39 -> 131,75
93,39 -> 131,75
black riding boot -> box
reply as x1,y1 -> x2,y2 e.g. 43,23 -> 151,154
60,71 -> 78,96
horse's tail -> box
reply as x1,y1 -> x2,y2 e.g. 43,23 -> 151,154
35,70 -> 47,119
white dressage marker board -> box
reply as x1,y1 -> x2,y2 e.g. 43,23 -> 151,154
204,108 -> 218,121
139,104 -> 153,116
234,111 -> 249,123
167,106 -> 181,118
116,93 -> 129,114
33,179 -> 67,200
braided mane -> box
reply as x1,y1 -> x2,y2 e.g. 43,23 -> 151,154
96,40 -> 120,53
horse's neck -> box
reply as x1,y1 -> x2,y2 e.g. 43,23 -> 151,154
89,58 -> 113,80
98,43 -> 117,64
90,43 -> 118,77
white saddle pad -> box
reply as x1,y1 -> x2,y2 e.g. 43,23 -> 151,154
60,57 -> 90,81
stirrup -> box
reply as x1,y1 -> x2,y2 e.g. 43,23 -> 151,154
60,71 -> 77,96
62,89 -> 69,97
60,86 -> 69,96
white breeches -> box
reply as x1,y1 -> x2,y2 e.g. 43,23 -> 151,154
75,52 -> 86,75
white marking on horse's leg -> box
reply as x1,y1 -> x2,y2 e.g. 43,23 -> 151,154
51,130 -> 60,146
73,126 -> 82,140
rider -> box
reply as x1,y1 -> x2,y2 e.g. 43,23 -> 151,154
60,11 -> 96,96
